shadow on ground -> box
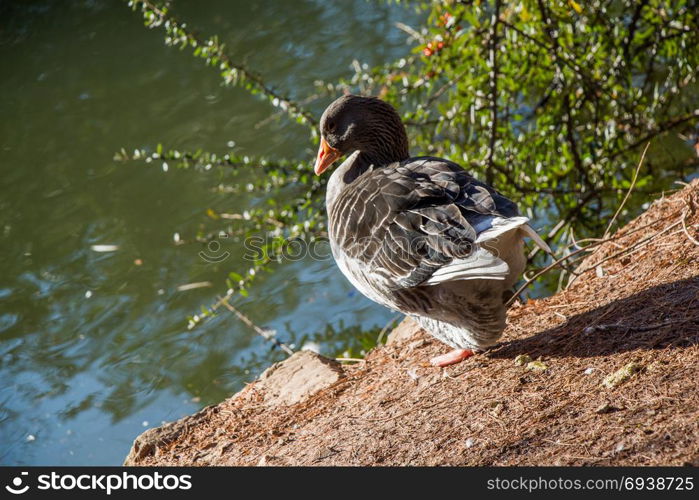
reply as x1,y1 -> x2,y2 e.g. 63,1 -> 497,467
492,276 -> 699,360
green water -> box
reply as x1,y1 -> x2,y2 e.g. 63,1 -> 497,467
0,0 -> 422,465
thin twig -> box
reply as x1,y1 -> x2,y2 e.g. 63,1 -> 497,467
584,319 -> 691,334
131,0 -> 316,127
394,22 -> 424,43
563,94 -> 594,190
527,190 -> 597,264
509,211 -> 685,305
604,142 -> 650,239
485,0 -> 501,185
680,210 -> 699,246
220,299 -> 294,356
335,357 -> 366,363
219,212 -> 285,228
607,111 -> 699,162
507,246 -> 591,306
567,219 -> 683,289
423,69 -> 469,108
565,212 -> 675,251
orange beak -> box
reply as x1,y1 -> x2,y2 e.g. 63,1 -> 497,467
314,137 -> 341,175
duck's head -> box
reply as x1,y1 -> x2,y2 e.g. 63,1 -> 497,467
313,95 -> 409,175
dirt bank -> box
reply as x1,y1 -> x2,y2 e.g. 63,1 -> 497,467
126,180 -> 699,466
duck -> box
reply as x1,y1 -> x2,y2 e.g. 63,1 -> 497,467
313,95 -> 550,366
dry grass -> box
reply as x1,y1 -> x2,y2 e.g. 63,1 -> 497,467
129,180 -> 699,466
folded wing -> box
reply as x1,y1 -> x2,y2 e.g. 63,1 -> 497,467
329,157 -> 550,291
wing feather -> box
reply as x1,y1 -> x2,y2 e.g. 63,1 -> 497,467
329,157 -> 533,289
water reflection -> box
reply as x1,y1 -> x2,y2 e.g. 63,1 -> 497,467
0,0 -> 419,464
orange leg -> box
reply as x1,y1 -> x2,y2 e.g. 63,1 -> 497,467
430,348 -> 475,367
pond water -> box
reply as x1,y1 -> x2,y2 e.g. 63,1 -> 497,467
0,0 -> 424,465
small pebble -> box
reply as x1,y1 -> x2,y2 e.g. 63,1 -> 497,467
26,434 -> 36,442
84,290 -> 92,299
584,367 -> 594,375
465,438 -> 475,448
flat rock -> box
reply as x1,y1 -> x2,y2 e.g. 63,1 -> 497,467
257,350 -> 344,406
386,317 -> 423,345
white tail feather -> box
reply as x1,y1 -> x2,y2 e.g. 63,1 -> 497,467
520,223 -> 552,254
426,216 -> 551,285
476,216 -> 552,254
425,248 -> 509,284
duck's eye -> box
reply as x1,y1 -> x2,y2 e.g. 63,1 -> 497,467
327,121 -> 336,133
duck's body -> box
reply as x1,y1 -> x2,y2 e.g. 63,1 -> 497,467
314,95 -> 549,365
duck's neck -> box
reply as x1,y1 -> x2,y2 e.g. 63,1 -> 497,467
342,138 -> 410,182
363,120 -> 410,168
326,151 -> 362,207
326,147 -> 407,211
341,151 -> 373,183
326,127 -> 410,205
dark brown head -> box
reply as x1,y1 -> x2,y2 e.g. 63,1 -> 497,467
313,95 -> 409,175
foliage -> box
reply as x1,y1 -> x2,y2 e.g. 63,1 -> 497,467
122,0 -> 699,330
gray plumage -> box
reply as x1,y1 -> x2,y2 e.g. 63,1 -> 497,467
317,95 -> 550,350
